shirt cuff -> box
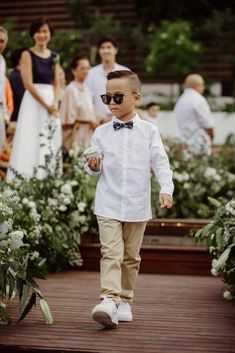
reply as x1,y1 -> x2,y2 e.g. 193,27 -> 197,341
160,187 -> 174,197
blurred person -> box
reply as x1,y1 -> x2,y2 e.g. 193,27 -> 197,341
7,17 -> 62,179
174,74 -> 214,155
5,77 -> 13,119
60,55 -> 98,150
57,64 -> 66,105
8,48 -> 26,122
143,102 -> 160,127
86,37 -> 129,119
0,26 -> 8,150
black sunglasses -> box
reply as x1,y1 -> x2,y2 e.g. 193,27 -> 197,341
100,93 -> 134,105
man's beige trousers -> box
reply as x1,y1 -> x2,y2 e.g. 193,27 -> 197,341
97,216 -> 147,303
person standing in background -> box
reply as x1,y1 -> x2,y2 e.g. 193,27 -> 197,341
60,55 -> 98,150
7,17 -> 62,179
86,37 -> 129,120
0,26 -> 8,151
174,74 -> 214,155
143,102 -> 160,127
8,48 -> 26,122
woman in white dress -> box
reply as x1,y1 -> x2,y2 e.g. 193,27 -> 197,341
7,17 -> 62,179
60,55 -> 99,150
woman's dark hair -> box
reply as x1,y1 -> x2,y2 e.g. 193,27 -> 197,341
97,37 -> 118,49
29,17 -> 54,38
71,55 -> 88,69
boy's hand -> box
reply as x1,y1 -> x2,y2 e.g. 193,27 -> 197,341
87,157 -> 101,172
159,194 -> 173,209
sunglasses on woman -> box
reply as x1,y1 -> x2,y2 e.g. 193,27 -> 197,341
100,93 -> 134,105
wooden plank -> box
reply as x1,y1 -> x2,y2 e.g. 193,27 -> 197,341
0,271 -> 234,353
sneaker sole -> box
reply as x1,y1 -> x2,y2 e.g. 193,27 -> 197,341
92,311 -> 118,328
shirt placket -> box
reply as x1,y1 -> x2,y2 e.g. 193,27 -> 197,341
120,127 -> 128,219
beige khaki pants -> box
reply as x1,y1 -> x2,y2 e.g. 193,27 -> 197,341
97,216 -> 147,303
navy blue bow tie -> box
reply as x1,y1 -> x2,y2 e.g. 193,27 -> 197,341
113,121 -> 133,131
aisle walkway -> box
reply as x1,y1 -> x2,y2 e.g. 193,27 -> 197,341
0,271 -> 234,353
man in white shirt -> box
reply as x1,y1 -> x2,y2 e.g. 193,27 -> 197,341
86,37 -> 129,118
174,74 -> 214,155
0,26 -> 8,150
85,70 -> 173,328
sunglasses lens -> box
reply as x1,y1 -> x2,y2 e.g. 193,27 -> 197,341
101,95 -> 111,105
113,94 -> 123,104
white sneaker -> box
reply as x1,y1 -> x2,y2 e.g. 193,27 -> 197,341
117,302 -> 133,321
91,298 -> 118,328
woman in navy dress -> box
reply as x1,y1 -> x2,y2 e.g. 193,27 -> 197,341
7,17 -> 62,179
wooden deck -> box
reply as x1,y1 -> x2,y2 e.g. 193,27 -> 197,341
1,271 -> 235,353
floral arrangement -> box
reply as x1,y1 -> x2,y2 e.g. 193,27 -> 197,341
151,137 -> 235,218
0,193 -> 53,325
195,197 -> 235,300
1,145 -> 97,272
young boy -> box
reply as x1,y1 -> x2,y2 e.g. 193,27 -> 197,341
85,70 -> 173,328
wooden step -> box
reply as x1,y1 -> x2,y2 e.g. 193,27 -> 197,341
80,219 -> 212,276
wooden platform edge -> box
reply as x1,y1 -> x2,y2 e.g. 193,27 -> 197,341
80,244 -> 212,276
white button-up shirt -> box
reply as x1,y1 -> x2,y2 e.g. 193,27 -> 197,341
174,88 -> 214,154
85,63 -> 128,116
85,114 -> 173,222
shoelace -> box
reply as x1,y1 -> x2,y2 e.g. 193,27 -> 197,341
118,302 -> 131,311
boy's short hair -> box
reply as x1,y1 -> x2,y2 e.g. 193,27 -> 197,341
146,102 -> 159,110
97,37 -> 118,49
29,17 -> 54,38
107,70 -> 141,93
71,55 -> 88,69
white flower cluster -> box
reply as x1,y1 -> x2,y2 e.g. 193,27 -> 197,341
204,167 -> 221,182
48,181 -> 79,212
174,171 -> 190,182
225,200 -> 235,216
22,198 -> 40,222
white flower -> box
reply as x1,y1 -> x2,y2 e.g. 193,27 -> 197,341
8,230 -> 24,240
174,171 -> 190,182
28,201 -> 36,209
223,290 -> 233,300
70,180 -> 78,186
78,202 -> 86,212
10,238 -> 24,250
61,184 -> 72,195
63,197 -> 71,205
211,268 -> 218,276
30,251 -> 40,261
204,167 -> 221,181
0,220 -> 13,236
225,200 -> 235,216
0,240 -> 9,247
22,197 -> 29,205
48,198 -> 58,207
79,215 -> 86,224
59,205 -> 67,212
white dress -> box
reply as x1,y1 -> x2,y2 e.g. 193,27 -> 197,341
7,50 -> 62,179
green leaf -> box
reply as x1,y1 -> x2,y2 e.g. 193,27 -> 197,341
18,284 -> 29,311
208,197 -> 221,208
7,272 -> 16,300
39,298 -> 54,325
17,292 -> 36,323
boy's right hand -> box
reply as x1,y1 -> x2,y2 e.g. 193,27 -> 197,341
87,157 -> 101,172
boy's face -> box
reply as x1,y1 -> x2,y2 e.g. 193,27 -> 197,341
106,78 -> 141,121
99,41 -> 118,62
